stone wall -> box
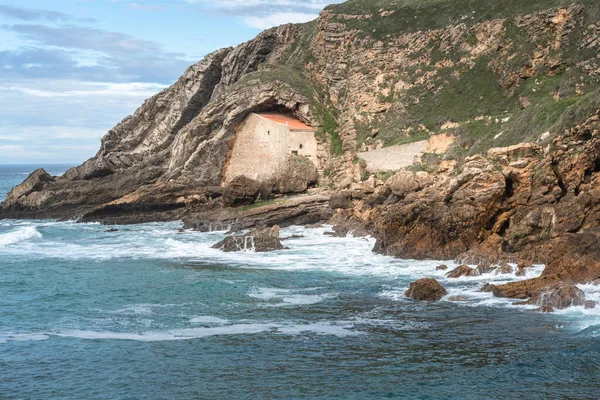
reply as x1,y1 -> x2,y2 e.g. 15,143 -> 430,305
224,113 -> 317,183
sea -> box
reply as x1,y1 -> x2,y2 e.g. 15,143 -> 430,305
1,164 -> 599,399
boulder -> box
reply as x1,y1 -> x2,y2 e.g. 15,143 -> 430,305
436,264 -> 448,271
527,284 -> 586,311
404,278 -> 447,301
222,176 -> 260,207
446,265 -> 480,278
585,300 -> 597,309
275,155 -> 318,194
386,171 -> 419,197
212,225 -> 283,252
330,191 -> 353,210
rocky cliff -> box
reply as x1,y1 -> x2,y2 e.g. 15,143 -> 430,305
3,0 -> 600,292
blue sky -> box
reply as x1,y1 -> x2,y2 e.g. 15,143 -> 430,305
0,0 -> 342,164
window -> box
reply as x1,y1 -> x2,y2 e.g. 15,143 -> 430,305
299,144 -> 303,149
291,151 -> 299,156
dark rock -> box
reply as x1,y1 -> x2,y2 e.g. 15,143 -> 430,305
212,225 -> 283,252
330,218 -> 371,238
222,176 -> 260,207
404,278 -> 447,302
105,228 -> 119,233
527,284 -> 586,310
329,191 -> 353,210
436,264 -> 448,271
585,300 -> 597,309
515,266 -> 527,277
446,265 -> 480,278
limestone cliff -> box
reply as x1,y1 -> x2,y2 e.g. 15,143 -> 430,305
3,0 -> 600,231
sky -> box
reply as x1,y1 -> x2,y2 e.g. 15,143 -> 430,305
0,0 -> 343,164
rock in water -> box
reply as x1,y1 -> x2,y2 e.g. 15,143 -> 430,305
446,265 -> 480,278
436,264 -> 448,271
404,278 -> 447,302
527,284 -> 586,311
222,176 -> 260,207
212,226 -> 283,252
3,168 -> 54,209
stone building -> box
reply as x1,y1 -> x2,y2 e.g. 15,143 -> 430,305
224,113 -> 318,183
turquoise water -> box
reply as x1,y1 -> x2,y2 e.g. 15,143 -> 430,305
1,165 -> 600,399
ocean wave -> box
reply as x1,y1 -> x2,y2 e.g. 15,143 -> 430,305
0,226 -> 42,247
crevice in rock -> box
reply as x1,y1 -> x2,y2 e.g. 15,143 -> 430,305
550,159 -> 568,200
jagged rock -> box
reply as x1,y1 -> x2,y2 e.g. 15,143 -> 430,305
3,169 -> 54,209
212,226 -> 283,252
222,176 -> 260,207
436,264 -> 448,271
330,191 -> 353,210
527,284 -> 586,311
329,218 -> 371,238
404,278 -> 447,302
446,265 -> 480,278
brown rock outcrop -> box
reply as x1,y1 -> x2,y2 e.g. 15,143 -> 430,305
404,278 -> 447,302
446,265 -> 480,278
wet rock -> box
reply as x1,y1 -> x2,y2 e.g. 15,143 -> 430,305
222,176 -> 260,207
212,225 -> 283,252
446,265 -> 480,278
515,267 -> 527,277
404,278 -> 447,302
585,300 -> 597,309
495,262 -> 514,275
281,234 -> 304,241
448,296 -> 468,301
527,284 -> 586,311
329,191 -> 353,210
105,228 -> 119,233
476,263 -> 495,274
436,264 -> 448,271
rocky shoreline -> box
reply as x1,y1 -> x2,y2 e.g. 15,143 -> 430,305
3,0 -> 600,312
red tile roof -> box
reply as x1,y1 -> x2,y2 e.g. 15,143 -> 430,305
258,113 -> 316,131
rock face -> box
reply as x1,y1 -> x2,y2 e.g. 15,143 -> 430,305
212,226 -> 284,252
404,278 -> 447,302
2,0 -> 600,297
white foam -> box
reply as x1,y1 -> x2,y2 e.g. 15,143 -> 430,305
0,226 -> 42,247
0,333 -> 50,344
248,287 -> 332,306
189,316 -> 230,325
55,320 -> 361,342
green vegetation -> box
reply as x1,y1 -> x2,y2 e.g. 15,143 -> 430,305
236,199 -> 278,213
327,0 -> 598,40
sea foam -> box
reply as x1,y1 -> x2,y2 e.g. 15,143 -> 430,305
0,226 -> 42,247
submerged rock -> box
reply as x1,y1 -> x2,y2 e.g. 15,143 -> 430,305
404,278 -> 447,302
446,265 -> 480,278
448,296 -> 468,302
436,264 -> 448,271
212,226 -> 283,252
